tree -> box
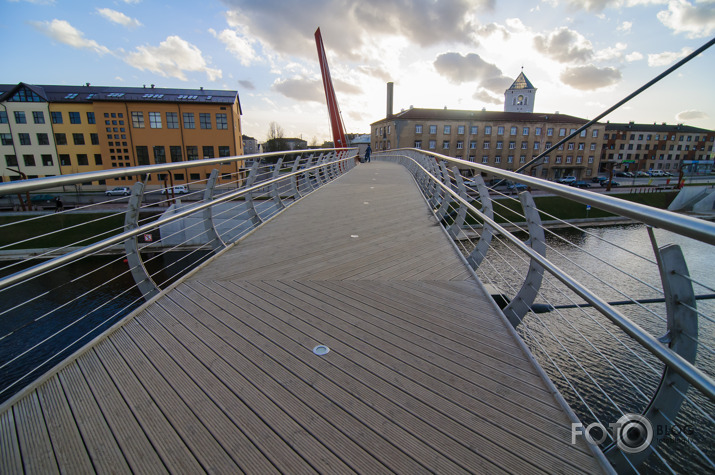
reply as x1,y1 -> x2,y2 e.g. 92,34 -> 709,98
264,121 -> 288,153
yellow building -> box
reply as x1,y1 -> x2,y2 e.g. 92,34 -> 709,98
0,83 -> 244,189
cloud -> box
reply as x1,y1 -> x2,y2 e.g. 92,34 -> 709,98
562,0 -> 622,12
433,52 -> 512,93
210,28 -> 259,66
560,64 -> 622,89
617,21 -> 633,32
647,46 -> 693,66
473,88 -> 502,105
676,109 -> 709,121
238,80 -> 256,90
625,51 -> 644,61
30,19 -> 111,55
96,8 -> 142,29
272,77 -> 324,103
219,0 -> 494,59
657,0 -> 715,38
533,26 -> 594,63
124,36 -> 222,81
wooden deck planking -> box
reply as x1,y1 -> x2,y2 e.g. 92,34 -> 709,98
0,161 -> 608,474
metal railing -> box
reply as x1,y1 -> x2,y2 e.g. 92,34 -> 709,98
377,148 -> 715,474
0,148 -> 356,405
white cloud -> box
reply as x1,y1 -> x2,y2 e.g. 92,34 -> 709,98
657,0 -> 715,38
272,77 -> 324,103
647,46 -> 693,66
433,52 -> 505,85
533,26 -> 594,63
96,8 -> 142,29
676,109 -> 709,121
625,51 -> 644,61
618,20 -> 633,32
560,64 -> 622,89
30,19 -> 111,55
210,28 -> 259,66
124,36 -> 222,81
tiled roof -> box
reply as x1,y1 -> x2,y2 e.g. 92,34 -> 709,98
373,108 -> 591,125
507,72 -> 535,90
605,122 -> 713,134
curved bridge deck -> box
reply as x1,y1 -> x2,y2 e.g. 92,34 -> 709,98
1,162 -> 608,473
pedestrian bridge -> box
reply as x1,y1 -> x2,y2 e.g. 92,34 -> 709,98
0,149 -> 713,473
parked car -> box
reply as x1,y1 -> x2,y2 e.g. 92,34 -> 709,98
570,181 -> 591,189
599,180 -> 620,187
162,185 -> 188,194
105,187 -> 131,196
558,176 -> 576,184
24,194 -> 56,205
592,176 -> 607,183
648,170 -> 665,177
636,171 -> 649,177
615,171 -> 633,178
506,182 -> 528,193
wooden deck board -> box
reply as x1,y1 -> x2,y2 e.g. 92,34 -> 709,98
0,161 -> 608,474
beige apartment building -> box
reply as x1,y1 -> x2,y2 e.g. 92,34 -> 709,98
0,83 -> 244,189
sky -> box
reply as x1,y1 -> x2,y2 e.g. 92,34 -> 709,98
2,0 -> 714,144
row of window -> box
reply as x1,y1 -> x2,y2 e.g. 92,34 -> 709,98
460,155 -> 597,165
4,154 -> 56,167
606,153 -> 706,161
130,112 -> 228,130
606,142 -> 712,152
414,139 -> 598,152
604,133 -> 714,142
135,145 -> 232,165
377,124 -> 600,138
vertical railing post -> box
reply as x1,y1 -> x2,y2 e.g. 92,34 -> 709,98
202,169 -> 227,252
465,174 -> 494,269
244,160 -> 263,227
271,156 -> 286,210
124,182 -> 160,301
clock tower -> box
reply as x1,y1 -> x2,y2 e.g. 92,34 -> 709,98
504,70 -> 536,113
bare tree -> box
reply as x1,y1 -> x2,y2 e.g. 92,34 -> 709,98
265,122 -> 287,153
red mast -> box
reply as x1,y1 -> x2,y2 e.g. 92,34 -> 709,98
315,27 -> 347,150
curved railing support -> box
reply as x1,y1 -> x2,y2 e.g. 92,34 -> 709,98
435,161 -> 453,221
465,174 -> 494,269
503,191 -> 546,328
201,169 -> 226,252
124,182 -> 160,301
244,160 -> 263,228
271,156 -> 286,210
301,155 -> 316,193
446,165 -> 468,239
604,236 -> 697,470
291,154 -> 302,199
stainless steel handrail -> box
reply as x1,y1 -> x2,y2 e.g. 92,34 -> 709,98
0,148 -> 355,194
0,152 -> 355,292
381,150 -> 715,403
392,149 -> 715,246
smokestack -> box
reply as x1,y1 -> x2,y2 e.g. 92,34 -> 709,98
386,82 -> 394,118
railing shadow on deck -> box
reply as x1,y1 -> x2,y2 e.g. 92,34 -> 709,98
376,149 -> 715,474
0,148 -> 356,406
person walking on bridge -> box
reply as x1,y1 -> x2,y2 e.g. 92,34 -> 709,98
365,144 -> 372,163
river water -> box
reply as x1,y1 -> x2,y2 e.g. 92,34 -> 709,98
1,223 -> 712,472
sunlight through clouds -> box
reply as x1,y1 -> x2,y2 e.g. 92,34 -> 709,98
124,36 -> 222,81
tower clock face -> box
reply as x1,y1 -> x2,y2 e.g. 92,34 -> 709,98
518,95 -> 524,104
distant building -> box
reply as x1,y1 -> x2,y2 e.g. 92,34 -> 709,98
242,134 -> 258,154
504,71 -> 536,114
0,82 -> 244,189
283,138 -> 307,150
349,134 -> 371,156
602,122 -> 715,175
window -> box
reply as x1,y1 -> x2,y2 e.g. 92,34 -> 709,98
485,126 -> 492,134
190,173 -> 200,181
507,155 -> 514,163
59,154 -> 71,166
170,146 -> 183,162
166,112 -> 179,129
576,156 -> 582,164
77,154 -> 89,166
592,130 -> 598,138
559,128 -> 566,136
131,111 -> 145,128
87,112 -> 96,124
37,133 -> 49,145
520,155 -> 526,163
186,146 -> 198,160
510,126 -> 517,135
1,133 -> 13,145
535,127 -> 542,136
496,141 -> 503,149
32,111 -> 45,124
42,154 -> 53,166
173,173 -> 185,181
200,113 -> 212,129
414,140 -> 422,149
495,156 -> 501,163
534,142 -> 540,150
149,112 -> 162,128
216,113 -> 228,130
457,125 -> 465,134
51,111 -> 63,124
219,146 -> 230,157
482,156 -> 489,164
18,133 -> 31,145
521,142 -> 528,150
23,154 -> 36,166
5,155 -> 18,166
429,125 -> 437,134
483,141 -> 490,149
136,146 -> 150,165
469,141 -> 476,149
90,133 -> 99,145
543,156 -> 549,164
0,111 -> 7,123
523,127 -> 529,136
588,156 -> 594,164
590,143 -> 596,151
442,141 -> 450,149
508,141 -> 516,150
73,133 -> 85,145
55,133 -> 67,145
14,111 -> 26,124
567,143 -> 574,150
153,146 -> 166,164
456,141 -> 463,149
183,113 -> 195,129
470,126 -> 478,134
429,140 -> 436,150
94,154 -> 103,165
203,146 -> 214,158
69,112 -> 81,124
444,125 -> 451,134
555,156 -> 562,163
415,125 -> 423,133
497,126 -> 504,135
